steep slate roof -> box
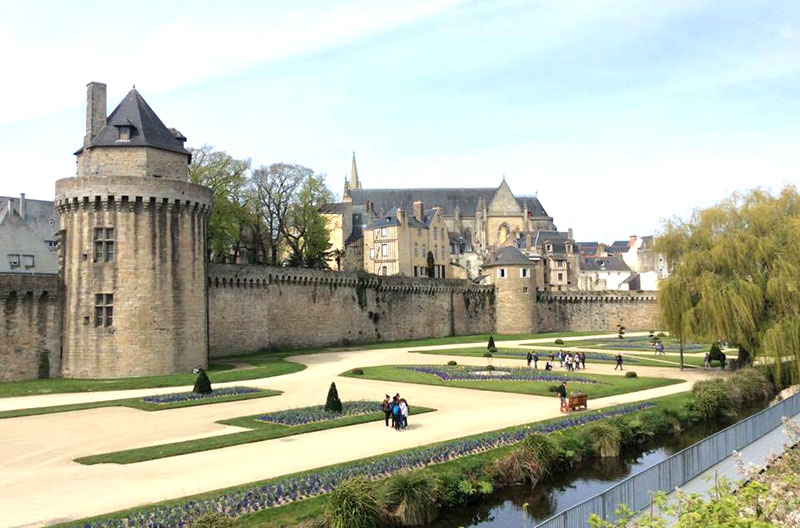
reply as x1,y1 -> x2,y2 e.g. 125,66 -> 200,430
319,202 -> 348,214
76,89 -> 189,156
580,256 -> 631,272
0,206 -> 59,274
348,187 -> 549,218
0,196 -> 58,243
484,245 -> 530,267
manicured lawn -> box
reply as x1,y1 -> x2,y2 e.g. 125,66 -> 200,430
0,387 -> 281,420
343,365 -> 683,398
0,354 -> 303,399
76,404 -> 436,465
56,393 -> 692,528
535,335 -> 710,353
414,347 -> 694,368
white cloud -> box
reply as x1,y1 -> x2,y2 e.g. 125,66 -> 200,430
0,0 -> 463,124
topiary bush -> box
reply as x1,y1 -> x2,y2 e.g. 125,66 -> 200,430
382,470 -> 440,526
189,513 -> 236,528
554,338 -> 564,345
447,360 -> 457,366
625,371 -> 638,378
548,384 -> 560,392
351,368 -> 364,375
486,364 -> 495,372
325,382 -> 343,413
487,336 -> 497,354
325,476 -> 382,528
193,367 -> 212,394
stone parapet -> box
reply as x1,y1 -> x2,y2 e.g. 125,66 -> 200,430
537,291 -> 658,303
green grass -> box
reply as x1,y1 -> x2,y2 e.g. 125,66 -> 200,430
76,406 -> 436,465
343,365 -> 683,398
0,388 -> 282,420
414,347 -> 697,368
55,392 -> 694,528
534,335 -> 710,353
0,354 -> 303,399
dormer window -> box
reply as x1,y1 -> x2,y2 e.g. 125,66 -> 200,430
545,244 -> 552,252
117,125 -> 131,141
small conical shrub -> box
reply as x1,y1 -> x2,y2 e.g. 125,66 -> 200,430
193,367 -> 212,394
487,336 -> 497,353
325,381 -> 343,413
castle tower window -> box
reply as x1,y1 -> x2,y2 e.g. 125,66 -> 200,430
116,125 -> 132,142
94,227 -> 115,262
520,268 -> 530,278
94,293 -> 114,327
498,268 -> 507,279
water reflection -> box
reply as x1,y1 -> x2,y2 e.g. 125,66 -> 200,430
430,404 -> 767,528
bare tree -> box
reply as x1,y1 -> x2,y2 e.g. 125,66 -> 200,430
251,163 -> 309,265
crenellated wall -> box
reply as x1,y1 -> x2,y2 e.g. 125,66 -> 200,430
207,264 -> 495,356
0,274 -> 62,382
534,291 -> 659,332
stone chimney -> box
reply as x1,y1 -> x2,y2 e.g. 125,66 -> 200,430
568,227 -> 573,240
19,193 -> 26,220
396,208 -> 406,224
413,200 -> 424,221
84,82 -> 107,148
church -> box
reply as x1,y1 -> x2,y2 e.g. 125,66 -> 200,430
323,153 -> 560,279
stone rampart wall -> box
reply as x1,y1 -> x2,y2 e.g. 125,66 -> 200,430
208,264 -> 495,356
534,291 -> 659,332
0,273 -> 62,381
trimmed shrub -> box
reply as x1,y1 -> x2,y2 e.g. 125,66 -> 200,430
692,378 -> 736,420
548,384 -> 560,393
586,423 -> 622,457
325,382 -> 344,413
325,476 -> 382,528
486,364 -> 496,372
189,513 -> 236,528
487,336 -> 497,353
193,368 -> 212,394
483,351 -> 493,358
350,368 -> 364,375
554,338 -> 564,345
625,371 -> 638,378
383,470 -> 440,526
447,360 -> 457,366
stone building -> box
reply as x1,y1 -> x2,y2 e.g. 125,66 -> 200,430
0,195 -> 60,274
54,82 -> 212,378
577,255 -> 633,291
480,246 -> 539,334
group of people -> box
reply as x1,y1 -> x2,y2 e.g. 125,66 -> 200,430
381,393 -> 409,431
525,350 -> 589,371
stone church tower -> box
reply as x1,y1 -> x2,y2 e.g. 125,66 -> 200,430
55,82 -> 213,378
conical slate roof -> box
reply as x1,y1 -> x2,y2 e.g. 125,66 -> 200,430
77,89 -> 188,156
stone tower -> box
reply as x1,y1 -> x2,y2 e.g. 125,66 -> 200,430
342,151 -> 362,198
55,82 -> 213,378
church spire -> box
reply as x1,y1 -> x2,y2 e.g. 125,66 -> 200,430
349,151 -> 361,191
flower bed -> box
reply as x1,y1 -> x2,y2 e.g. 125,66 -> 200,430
79,402 -> 655,528
140,387 -> 264,404
258,401 -> 381,426
496,350 -> 642,364
405,365 -> 599,384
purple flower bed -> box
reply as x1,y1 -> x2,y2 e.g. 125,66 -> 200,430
141,387 -> 263,404
80,402 -> 655,528
258,401 -> 381,426
497,350 -> 642,364
405,365 -> 599,384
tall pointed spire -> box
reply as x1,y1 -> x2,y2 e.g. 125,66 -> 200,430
349,151 -> 361,191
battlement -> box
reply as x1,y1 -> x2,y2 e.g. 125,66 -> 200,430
537,291 -> 658,303
0,273 -> 60,299
208,263 -> 493,295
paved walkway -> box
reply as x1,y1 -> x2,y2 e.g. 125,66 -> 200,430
0,333 -> 716,528
634,409 -> 800,526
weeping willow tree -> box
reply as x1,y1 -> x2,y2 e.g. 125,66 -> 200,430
656,186 -> 800,385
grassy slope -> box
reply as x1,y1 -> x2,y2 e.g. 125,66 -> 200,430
0,331 -> 611,399
415,347 -> 693,368
343,365 -> 682,398
76,406 -> 436,465
0,389 -> 281,420
55,392 -> 693,528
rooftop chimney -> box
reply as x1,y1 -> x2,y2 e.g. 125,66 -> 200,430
396,208 -> 406,224
85,82 -> 107,148
19,193 -> 26,220
413,200 -> 424,221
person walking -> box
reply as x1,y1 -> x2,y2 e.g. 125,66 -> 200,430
557,381 -> 568,412
565,353 -> 573,371
392,397 -> 402,431
574,353 -> 580,370
526,351 -> 533,368
558,350 -> 565,368
381,394 -> 392,427
703,352 -> 711,370
614,353 -> 624,370
580,352 -> 586,370
533,351 -> 539,369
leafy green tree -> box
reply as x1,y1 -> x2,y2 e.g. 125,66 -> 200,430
188,145 -> 251,263
657,186 -> 800,384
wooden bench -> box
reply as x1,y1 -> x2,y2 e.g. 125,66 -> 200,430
561,393 -> 588,413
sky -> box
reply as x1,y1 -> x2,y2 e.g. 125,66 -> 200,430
1,0 -> 799,242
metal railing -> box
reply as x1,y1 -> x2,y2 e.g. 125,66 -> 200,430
535,391 -> 800,528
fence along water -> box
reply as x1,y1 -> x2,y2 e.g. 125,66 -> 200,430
535,391 -> 800,528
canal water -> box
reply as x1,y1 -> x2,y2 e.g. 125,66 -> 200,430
430,405 -> 766,528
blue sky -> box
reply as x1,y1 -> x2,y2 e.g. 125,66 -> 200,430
1,0 -> 798,241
